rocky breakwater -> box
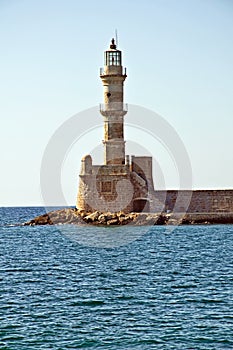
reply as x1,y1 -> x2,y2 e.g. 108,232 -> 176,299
23,208 -> 140,226
23,208 -> 233,226
23,209 -> 171,226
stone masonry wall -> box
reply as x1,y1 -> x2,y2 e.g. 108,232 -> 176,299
77,173 -> 134,213
154,190 -> 233,213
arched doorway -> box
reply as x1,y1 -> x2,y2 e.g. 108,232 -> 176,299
133,198 -> 150,213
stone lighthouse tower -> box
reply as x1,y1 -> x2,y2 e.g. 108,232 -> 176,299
100,38 -> 127,166
77,38 -> 154,213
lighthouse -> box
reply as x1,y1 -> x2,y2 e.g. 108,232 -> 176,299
100,38 -> 127,165
77,38 -> 154,213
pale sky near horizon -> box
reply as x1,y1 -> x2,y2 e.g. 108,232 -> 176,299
0,0 -> 233,206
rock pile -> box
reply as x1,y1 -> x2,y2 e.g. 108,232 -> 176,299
23,208 -> 139,226
23,208 -> 233,226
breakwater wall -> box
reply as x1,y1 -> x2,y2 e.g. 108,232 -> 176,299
154,190 -> 233,213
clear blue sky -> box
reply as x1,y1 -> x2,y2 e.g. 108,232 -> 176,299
0,0 -> 233,206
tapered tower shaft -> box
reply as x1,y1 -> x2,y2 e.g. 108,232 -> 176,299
100,38 -> 127,165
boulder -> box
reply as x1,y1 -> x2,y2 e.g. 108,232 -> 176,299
106,218 -> 119,225
98,214 -> 107,224
84,211 -> 101,223
76,209 -> 88,218
24,213 -> 52,226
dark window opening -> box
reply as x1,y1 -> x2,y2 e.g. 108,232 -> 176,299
101,181 -> 112,193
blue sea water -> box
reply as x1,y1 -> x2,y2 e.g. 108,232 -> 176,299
0,207 -> 232,349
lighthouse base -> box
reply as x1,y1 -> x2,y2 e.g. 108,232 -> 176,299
77,155 -> 154,213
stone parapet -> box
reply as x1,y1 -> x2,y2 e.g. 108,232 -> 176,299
154,190 -> 233,213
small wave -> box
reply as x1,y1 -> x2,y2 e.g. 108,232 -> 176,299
5,223 -> 23,227
69,300 -> 105,307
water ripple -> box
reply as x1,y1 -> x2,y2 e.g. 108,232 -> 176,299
0,209 -> 233,349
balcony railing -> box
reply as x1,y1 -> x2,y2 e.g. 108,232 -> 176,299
100,103 -> 128,113
100,67 -> 127,76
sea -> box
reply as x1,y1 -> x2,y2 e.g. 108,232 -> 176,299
0,207 -> 232,349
